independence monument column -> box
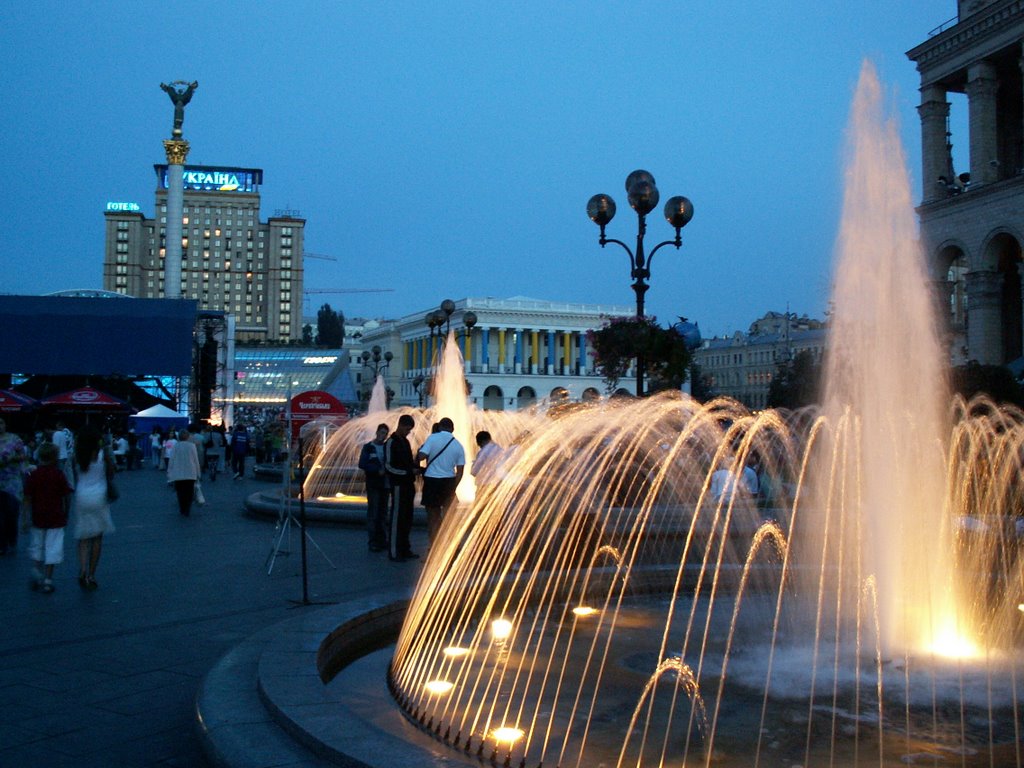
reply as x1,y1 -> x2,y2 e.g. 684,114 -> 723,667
159,80 -> 198,300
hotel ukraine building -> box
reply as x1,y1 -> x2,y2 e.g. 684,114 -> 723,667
102,165 -> 304,343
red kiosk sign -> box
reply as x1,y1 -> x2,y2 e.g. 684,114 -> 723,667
288,390 -> 348,442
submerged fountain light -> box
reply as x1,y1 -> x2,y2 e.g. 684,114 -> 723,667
491,618 -> 513,641
442,645 -> 471,658
928,626 -> 982,660
490,726 -> 525,744
379,62 -> 1024,768
424,680 -> 454,695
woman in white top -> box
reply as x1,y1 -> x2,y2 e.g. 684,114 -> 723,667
73,428 -> 116,590
167,430 -> 201,517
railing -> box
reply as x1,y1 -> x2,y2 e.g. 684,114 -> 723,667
928,14 -> 958,36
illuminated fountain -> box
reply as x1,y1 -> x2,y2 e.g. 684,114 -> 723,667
367,375 -> 389,415
379,63 -> 1023,767
303,331 -> 546,506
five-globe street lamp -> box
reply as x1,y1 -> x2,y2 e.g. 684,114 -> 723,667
587,169 -> 694,397
361,345 -> 393,403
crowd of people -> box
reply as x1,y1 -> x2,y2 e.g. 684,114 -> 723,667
0,416 -> 275,593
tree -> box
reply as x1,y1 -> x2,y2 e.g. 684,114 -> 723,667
587,316 -> 691,394
315,304 -> 344,348
689,362 -> 714,402
767,349 -> 821,409
951,361 -> 1024,407
301,324 -> 314,345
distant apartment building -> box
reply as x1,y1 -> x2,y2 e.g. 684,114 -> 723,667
102,165 -> 304,342
693,311 -> 827,409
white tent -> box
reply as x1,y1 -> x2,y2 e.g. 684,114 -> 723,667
133,403 -> 185,419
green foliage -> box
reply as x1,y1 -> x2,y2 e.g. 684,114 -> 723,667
315,304 -> 345,348
951,361 -> 1024,407
767,349 -> 821,409
587,316 -> 691,394
689,362 -> 713,402
301,324 -> 314,345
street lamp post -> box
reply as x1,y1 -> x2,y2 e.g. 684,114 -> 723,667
360,345 -> 393,403
587,169 -> 693,397
412,374 -> 426,408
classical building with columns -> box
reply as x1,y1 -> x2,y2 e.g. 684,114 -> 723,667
907,0 -> 1024,366
357,297 -> 637,409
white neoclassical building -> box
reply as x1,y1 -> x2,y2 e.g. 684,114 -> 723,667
357,297 -> 638,410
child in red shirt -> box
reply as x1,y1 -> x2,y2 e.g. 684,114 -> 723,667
24,443 -> 73,593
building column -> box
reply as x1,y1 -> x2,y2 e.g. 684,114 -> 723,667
481,328 -> 490,372
546,331 -> 556,373
578,332 -> 587,374
966,61 -> 1000,185
514,329 -> 524,374
463,327 -> 472,369
562,331 -> 572,373
497,329 -> 506,373
530,331 -> 539,374
917,84 -> 951,202
162,139 -> 190,299
966,269 -> 1003,364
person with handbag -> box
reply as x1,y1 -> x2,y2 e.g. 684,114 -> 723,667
167,429 -> 202,517
71,428 -> 116,590
416,417 -> 466,546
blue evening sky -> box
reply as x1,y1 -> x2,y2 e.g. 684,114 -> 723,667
0,2 -> 960,338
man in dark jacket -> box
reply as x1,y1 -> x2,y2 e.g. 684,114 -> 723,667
231,424 -> 249,479
358,423 -> 389,552
384,414 -> 418,561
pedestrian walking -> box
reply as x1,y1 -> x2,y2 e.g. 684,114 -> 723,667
24,442 -> 72,593
167,429 -> 202,517
231,424 -> 250,478
72,428 -> 116,590
0,418 -> 29,555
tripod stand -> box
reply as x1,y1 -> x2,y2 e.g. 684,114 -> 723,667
265,436 -> 335,577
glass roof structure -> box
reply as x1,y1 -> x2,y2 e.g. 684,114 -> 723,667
232,347 -> 356,405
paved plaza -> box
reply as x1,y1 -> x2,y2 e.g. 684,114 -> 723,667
0,462 -> 425,767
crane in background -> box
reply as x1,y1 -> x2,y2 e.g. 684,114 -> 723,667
300,251 -> 394,313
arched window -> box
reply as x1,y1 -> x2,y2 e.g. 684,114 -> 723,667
483,385 -> 504,411
517,386 -> 536,409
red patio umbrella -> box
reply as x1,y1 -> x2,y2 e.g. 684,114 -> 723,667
0,389 -> 37,413
41,387 -> 137,413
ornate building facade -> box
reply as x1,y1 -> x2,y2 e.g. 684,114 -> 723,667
907,0 -> 1024,366
692,311 -> 827,410
358,297 -> 638,410
102,166 -> 305,342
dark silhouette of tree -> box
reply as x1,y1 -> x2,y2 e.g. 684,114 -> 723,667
315,304 -> 344,348
951,361 -> 1024,407
587,316 -> 691,394
689,362 -> 713,402
767,349 -> 821,409
301,324 -> 314,345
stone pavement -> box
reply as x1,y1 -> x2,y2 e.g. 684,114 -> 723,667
0,460 -> 426,767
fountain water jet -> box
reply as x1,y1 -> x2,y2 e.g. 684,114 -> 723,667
367,375 -> 389,414
376,62 -> 1023,768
